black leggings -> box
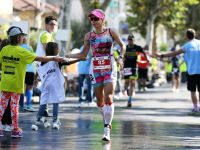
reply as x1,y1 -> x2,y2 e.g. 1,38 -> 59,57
2,99 -> 12,125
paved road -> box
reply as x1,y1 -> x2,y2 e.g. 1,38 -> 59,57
1,83 -> 200,150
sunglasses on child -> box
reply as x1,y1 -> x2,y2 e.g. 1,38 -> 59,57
90,17 -> 100,21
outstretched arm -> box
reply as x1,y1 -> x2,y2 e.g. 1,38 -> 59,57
60,59 -> 83,67
155,49 -> 184,58
34,56 -> 64,62
65,33 -> 90,60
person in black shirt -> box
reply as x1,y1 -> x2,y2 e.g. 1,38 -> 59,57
170,47 -> 180,92
123,34 -> 148,107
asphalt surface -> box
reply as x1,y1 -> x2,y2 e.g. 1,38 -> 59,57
1,83 -> 200,150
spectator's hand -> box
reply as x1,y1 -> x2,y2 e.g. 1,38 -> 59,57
63,57 -> 69,62
65,53 -> 70,58
54,56 -> 65,62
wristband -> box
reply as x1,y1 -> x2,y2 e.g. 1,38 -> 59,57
119,55 -> 123,59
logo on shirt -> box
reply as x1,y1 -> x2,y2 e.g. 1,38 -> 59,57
3,56 -> 20,64
42,69 -> 56,78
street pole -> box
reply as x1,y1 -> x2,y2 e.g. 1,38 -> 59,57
59,0 -> 71,55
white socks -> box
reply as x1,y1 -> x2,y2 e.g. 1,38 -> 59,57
98,106 -> 104,117
102,103 -> 114,125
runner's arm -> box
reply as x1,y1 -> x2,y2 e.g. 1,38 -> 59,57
65,33 -> 90,60
110,29 -> 126,57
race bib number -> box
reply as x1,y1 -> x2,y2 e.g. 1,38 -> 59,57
123,68 -> 132,76
93,56 -> 111,71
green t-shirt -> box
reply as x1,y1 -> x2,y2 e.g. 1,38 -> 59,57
165,62 -> 172,73
179,59 -> 187,72
40,31 -> 54,44
0,45 -> 37,93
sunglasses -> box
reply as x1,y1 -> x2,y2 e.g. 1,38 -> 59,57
48,23 -> 56,26
90,17 -> 100,21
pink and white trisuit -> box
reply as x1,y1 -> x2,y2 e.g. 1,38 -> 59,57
88,28 -> 117,127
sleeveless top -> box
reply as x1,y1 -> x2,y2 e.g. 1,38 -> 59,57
88,28 -> 115,73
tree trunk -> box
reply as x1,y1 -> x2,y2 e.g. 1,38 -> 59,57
152,25 -> 157,53
146,15 -> 156,54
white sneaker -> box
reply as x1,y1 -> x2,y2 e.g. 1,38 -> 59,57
52,120 -> 61,130
35,117 -> 45,126
35,117 -> 51,128
175,88 -> 179,93
4,125 -> 13,132
102,127 -> 111,141
88,102 -> 96,107
78,102 -> 86,108
113,95 -> 120,100
31,124 -> 38,131
172,87 -> 176,92
116,92 -> 124,98
44,121 -> 51,128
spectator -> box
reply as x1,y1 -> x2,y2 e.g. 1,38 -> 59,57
35,16 -> 57,117
0,26 -> 63,137
33,42 -> 81,130
19,35 -> 36,111
77,46 -> 95,107
156,28 -> 200,113
170,47 -> 180,92
137,45 -> 150,92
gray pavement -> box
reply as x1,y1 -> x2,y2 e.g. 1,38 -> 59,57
1,83 -> 200,150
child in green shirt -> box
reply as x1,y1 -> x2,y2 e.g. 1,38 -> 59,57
0,26 -> 64,138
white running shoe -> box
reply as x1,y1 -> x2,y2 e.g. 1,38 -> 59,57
102,127 -> 111,141
4,125 -> 13,132
88,101 -> 96,107
52,120 -> 61,130
35,117 -> 51,128
44,121 -> 51,128
31,124 -> 38,131
78,102 -> 87,108
35,117 -> 46,126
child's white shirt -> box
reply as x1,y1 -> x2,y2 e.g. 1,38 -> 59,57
37,61 -> 65,105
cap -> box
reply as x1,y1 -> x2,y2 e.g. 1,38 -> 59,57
88,9 -> 105,20
7,26 -> 26,37
128,34 -> 134,40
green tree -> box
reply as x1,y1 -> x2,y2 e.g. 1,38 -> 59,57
185,1 -> 200,38
126,0 -> 199,53
161,0 -> 199,46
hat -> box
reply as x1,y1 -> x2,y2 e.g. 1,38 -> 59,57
128,34 -> 134,40
88,9 -> 105,20
7,26 -> 26,37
